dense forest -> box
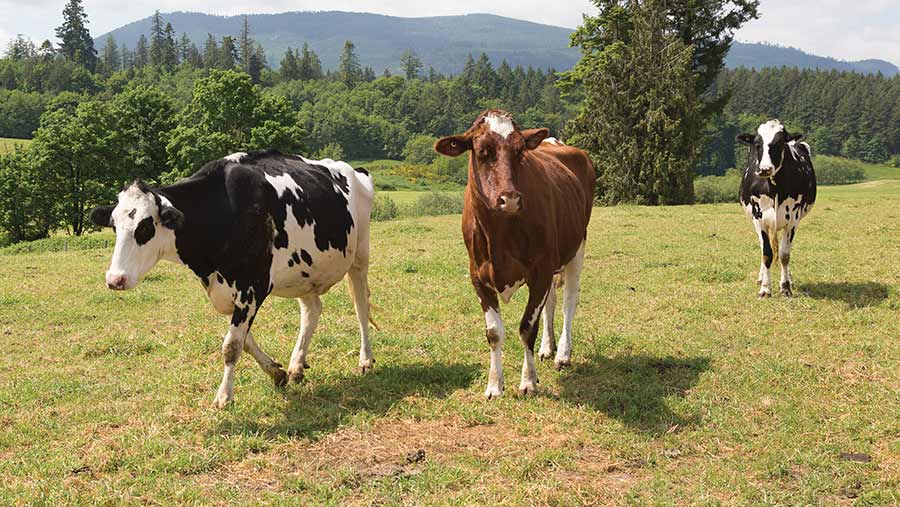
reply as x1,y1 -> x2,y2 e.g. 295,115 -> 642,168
0,1 -> 898,243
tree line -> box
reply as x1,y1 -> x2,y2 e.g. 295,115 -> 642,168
1,0 -> 898,244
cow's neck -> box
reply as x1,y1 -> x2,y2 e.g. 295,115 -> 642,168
155,176 -> 228,274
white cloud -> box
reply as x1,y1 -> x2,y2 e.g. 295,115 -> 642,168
736,0 -> 900,65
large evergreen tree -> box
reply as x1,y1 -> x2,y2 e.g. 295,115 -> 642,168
134,34 -> 149,68
55,0 -> 97,71
298,42 -> 323,80
100,35 -> 120,75
564,0 -> 702,204
238,16 -> 254,72
400,49 -> 423,80
149,10 -> 166,67
338,40 -> 362,88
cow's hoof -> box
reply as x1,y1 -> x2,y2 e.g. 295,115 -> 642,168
270,368 -> 288,388
359,358 -> 375,374
287,370 -> 305,385
484,385 -> 503,400
758,291 -> 771,299
517,382 -> 537,397
554,359 -> 571,371
212,392 -> 232,409
303,361 -> 311,369
780,283 -> 793,297
538,348 -> 556,361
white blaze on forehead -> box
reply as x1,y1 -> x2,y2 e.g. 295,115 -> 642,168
484,113 -> 516,139
225,152 -> 247,163
757,120 -> 785,145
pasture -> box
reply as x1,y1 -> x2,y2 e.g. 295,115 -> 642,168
0,137 -> 31,154
1,181 -> 898,505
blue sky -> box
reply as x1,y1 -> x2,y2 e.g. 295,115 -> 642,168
1,0 -> 898,66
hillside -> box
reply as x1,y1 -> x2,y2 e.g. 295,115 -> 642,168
727,42 -> 899,76
96,11 -> 580,75
97,11 -> 898,76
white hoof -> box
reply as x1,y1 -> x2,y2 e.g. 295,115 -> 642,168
212,391 -> 232,409
484,384 -> 504,400
517,380 -> 538,397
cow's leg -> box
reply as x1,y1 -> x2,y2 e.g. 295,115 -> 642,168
556,241 -> 586,370
243,332 -> 287,387
347,238 -> 374,374
779,226 -> 796,297
538,280 -> 558,361
213,303 -> 257,409
475,282 -> 504,400
755,220 -> 775,298
518,276 -> 552,396
287,295 -> 322,384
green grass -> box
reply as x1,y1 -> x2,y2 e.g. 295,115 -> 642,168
0,137 -> 31,154
1,182 -> 899,505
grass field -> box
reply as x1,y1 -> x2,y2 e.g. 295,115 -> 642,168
1,181 -> 898,505
0,137 -> 31,154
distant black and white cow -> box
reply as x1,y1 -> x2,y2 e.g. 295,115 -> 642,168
90,150 -> 375,408
737,120 -> 816,298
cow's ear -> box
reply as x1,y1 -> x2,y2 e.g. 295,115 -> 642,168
522,128 -> 550,150
89,205 -> 115,227
160,206 -> 185,230
787,132 -> 805,143
736,134 -> 755,146
434,135 -> 471,157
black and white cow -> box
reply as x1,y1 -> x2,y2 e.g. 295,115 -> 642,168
737,120 -> 816,298
89,150 -> 375,408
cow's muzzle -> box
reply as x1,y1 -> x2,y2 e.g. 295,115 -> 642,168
497,191 -> 523,214
106,273 -> 128,291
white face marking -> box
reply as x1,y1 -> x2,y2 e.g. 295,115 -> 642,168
225,152 -> 247,163
484,113 -> 515,139
106,185 -> 178,290
757,120 -> 785,172
265,173 -> 302,199
542,137 -> 563,146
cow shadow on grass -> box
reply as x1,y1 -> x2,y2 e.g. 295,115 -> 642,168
801,282 -> 890,309
557,354 -> 710,435
216,362 -> 479,439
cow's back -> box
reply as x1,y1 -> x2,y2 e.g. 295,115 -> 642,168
226,152 -> 372,298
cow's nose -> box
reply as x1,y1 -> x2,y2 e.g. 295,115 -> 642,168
498,192 -> 523,213
106,274 -> 128,291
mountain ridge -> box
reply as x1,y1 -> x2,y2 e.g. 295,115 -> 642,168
96,10 -> 899,77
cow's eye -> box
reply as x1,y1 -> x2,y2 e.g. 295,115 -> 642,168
478,148 -> 490,158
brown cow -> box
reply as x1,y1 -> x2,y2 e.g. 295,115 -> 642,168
435,110 -> 595,399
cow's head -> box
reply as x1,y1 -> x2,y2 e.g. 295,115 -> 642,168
737,120 -> 805,179
434,110 -> 549,214
89,180 -> 184,291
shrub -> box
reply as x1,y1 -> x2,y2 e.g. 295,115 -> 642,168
402,134 -> 438,165
410,192 -> 464,217
694,169 -> 740,204
315,142 -> 344,161
370,195 -> 399,222
889,155 -> 900,169
0,234 -> 114,255
815,157 -> 866,185
434,155 -> 468,185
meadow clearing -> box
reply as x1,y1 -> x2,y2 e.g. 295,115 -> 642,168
0,179 -> 898,506
0,138 -> 31,154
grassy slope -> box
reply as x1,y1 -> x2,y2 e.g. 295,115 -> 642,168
1,182 -> 899,505
0,137 -> 31,154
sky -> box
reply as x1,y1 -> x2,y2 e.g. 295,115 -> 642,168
1,0 -> 898,66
